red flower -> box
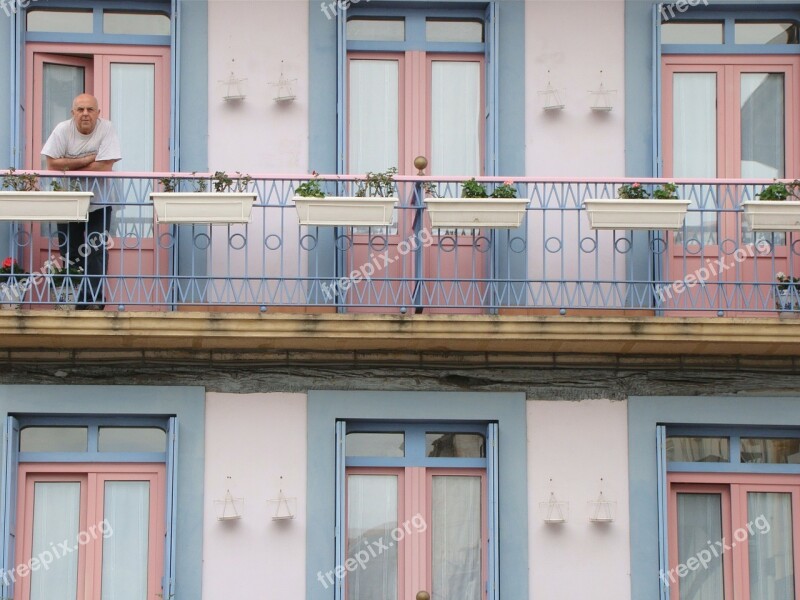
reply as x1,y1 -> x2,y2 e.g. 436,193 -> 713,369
632,183 -> 641,188
2,257 -> 13,269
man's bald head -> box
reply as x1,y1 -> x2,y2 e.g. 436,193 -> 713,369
71,94 -> 101,135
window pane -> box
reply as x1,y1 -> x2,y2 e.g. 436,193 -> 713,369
431,61 -> 481,177
432,476 -> 481,600
98,427 -> 167,453
21,427 -> 87,452
347,18 -> 404,42
666,436 -> 730,462
103,12 -> 170,36
676,494 -> 724,600
741,73 -> 784,179
748,492 -> 794,600
102,481 -> 150,600
661,22 -> 724,44
30,482 -> 81,600
741,438 -> 800,464
347,475 -> 398,600
736,22 -> 800,45
426,433 -> 485,457
110,62 -> 156,238
426,19 -> 484,43
672,72 -> 718,245
27,9 -> 93,33
349,59 -> 399,174
346,432 -> 405,457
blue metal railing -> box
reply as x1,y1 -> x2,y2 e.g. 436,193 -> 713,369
0,171 -> 798,316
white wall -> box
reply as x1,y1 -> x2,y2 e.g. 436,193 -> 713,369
207,0 -> 309,174
528,399 -> 631,600
525,0 -> 626,177
202,392 -> 307,599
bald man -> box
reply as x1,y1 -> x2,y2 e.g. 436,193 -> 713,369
41,93 -> 121,310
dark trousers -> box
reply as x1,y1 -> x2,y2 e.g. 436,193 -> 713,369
57,206 -> 112,304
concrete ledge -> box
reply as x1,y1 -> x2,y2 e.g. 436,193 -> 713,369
1,310 -> 799,360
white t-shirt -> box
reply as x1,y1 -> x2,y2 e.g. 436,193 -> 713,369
41,118 -> 122,163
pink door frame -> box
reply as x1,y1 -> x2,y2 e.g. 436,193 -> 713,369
15,463 -> 166,600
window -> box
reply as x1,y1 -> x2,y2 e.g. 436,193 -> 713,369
664,428 -> 800,600
2,417 -> 177,600
336,422 -> 497,600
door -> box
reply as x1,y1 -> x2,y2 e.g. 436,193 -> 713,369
25,44 -> 170,309
15,464 -> 165,600
662,56 -> 800,315
346,468 -> 486,600
346,46 -> 486,313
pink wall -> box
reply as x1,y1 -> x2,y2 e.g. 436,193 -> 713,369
525,0 -> 626,177
528,399 -> 631,600
202,392 -> 307,600
207,0 -> 309,282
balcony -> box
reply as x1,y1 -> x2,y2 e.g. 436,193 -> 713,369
1,171 -> 798,319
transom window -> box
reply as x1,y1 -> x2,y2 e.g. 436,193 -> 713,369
661,14 -> 800,53
667,429 -> 800,470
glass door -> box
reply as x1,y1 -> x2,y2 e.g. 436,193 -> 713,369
25,44 -> 170,310
662,56 -> 800,316
345,467 -> 485,600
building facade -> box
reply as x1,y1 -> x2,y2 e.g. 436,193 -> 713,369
1,1 -> 800,599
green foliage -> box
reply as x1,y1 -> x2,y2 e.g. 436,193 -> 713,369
355,167 -> 397,198
776,272 -> 800,292
2,168 -> 39,192
212,171 -> 252,193
50,176 -> 82,192
491,181 -> 518,199
617,182 -> 649,199
757,180 -> 800,201
159,176 -> 178,193
652,182 -> 678,200
48,262 -> 84,288
461,178 -> 488,198
295,171 -> 325,198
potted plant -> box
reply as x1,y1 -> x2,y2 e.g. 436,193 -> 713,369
293,169 -> 398,227
0,168 -> 93,222
775,272 -> 800,313
45,260 -> 84,310
0,257 -> 22,309
583,182 -> 691,230
424,178 -> 529,229
150,171 -> 257,224
741,180 -> 800,231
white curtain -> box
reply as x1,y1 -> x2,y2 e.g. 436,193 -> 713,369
347,475 -> 398,600
677,493 -> 724,600
673,73 -> 718,243
432,476 -> 481,600
431,61 -> 481,177
349,60 -> 399,174
748,492 -> 795,600
741,73 -> 785,179
42,64 -> 85,148
30,482 -> 81,600
101,481 -> 150,600
110,63 -> 155,237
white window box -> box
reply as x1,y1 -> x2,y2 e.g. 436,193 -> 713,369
583,198 -> 691,230
293,196 -> 397,227
424,198 -> 529,229
0,191 -> 93,222
150,192 -> 257,224
742,200 -> 800,231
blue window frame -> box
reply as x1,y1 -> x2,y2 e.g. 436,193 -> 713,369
660,8 -> 800,55
23,0 -> 171,46
335,419 -> 499,600
1,414 -> 179,600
